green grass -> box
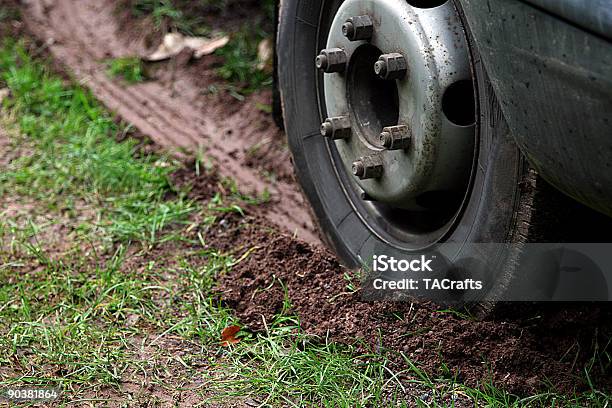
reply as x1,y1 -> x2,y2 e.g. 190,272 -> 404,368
0,39 -> 610,406
129,0 -> 202,34
105,57 -> 146,84
0,42 -> 191,245
128,0 -> 275,34
215,25 -> 273,92
0,39 -> 241,399
212,316 -> 401,407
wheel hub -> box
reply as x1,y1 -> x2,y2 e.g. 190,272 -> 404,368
319,0 -> 476,210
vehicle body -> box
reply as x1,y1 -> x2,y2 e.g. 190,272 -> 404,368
459,0 -> 612,218
275,0 -> 612,299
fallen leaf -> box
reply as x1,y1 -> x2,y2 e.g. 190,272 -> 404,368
146,32 -> 186,61
257,38 -> 273,73
193,35 -> 229,58
220,325 -> 241,346
0,88 -> 10,103
145,32 -> 229,62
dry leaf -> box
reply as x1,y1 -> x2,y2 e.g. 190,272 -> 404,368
0,88 -> 10,103
145,32 -> 229,62
146,32 -> 186,61
193,36 -> 229,58
220,325 -> 241,346
257,38 -> 273,73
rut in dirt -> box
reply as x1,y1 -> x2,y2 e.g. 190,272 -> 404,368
21,0 -> 319,244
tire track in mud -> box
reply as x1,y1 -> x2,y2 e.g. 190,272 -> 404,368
22,0 -> 319,244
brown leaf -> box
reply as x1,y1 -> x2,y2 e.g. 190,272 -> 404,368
145,33 -> 229,62
192,35 -> 229,59
257,38 -> 273,73
220,325 -> 241,346
0,88 -> 10,103
145,32 -> 186,61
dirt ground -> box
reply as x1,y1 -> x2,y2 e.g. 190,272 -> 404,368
212,211 -> 612,395
21,0 -> 318,244
7,0 -> 612,400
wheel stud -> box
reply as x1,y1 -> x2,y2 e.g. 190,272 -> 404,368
380,125 -> 412,150
352,155 -> 384,180
374,53 -> 407,80
320,116 -> 351,140
342,15 -> 374,41
316,48 -> 347,73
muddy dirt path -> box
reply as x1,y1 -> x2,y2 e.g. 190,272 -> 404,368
21,0 -> 319,244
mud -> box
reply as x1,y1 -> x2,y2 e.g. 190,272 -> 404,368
171,161 -> 223,202
211,211 -> 612,396
20,0 -> 318,244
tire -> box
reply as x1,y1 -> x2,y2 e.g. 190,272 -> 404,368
277,0 -> 610,301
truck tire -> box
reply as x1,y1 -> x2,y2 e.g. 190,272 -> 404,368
276,0 -> 610,302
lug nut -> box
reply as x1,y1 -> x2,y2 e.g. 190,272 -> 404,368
352,155 -> 384,180
320,116 -> 351,140
380,125 -> 412,150
315,48 -> 347,73
374,53 -> 408,80
342,15 -> 374,41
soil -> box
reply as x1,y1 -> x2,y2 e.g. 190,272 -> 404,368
171,161 -> 223,202
0,0 -> 22,38
20,0 -> 318,245
212,212 -> 612,396
12,0 -> 612,399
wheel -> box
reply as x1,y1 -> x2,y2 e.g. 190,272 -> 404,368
277,0 -> 537,302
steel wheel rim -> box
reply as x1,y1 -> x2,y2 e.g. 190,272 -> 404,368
316,0 -> 479,249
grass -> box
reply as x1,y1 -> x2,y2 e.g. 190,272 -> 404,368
215,25 -> 273,92
105,57 -> 146,84
0,39 -> 610,406
0,42 -> 192,245
212,316 -> 401,406
130,0 -> 182,24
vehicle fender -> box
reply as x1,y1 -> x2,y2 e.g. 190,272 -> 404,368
458,0 -> 612,217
